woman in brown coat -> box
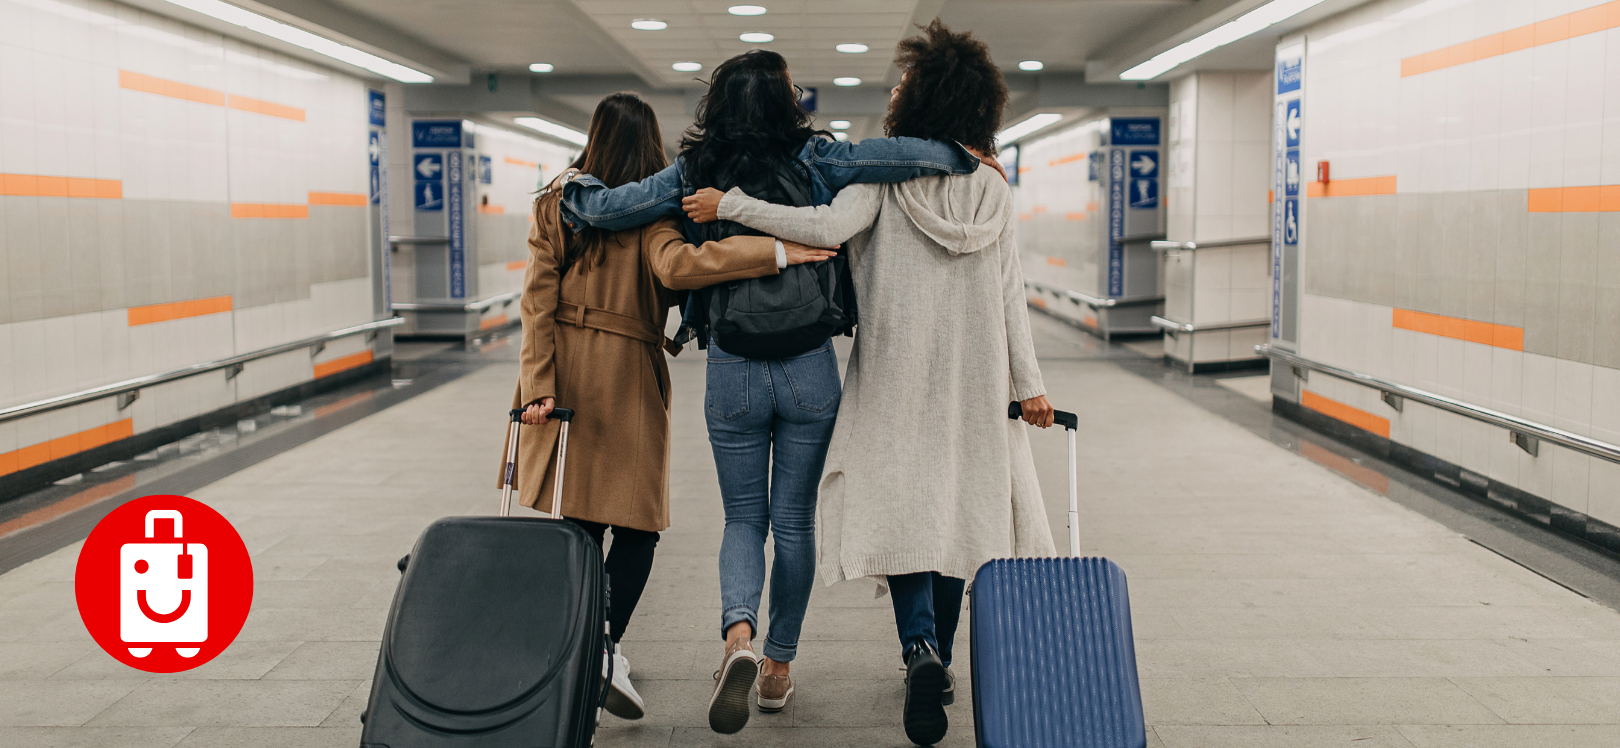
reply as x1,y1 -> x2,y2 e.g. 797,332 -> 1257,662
501,92 -> 834,721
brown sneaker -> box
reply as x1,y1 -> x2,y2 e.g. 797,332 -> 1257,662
708,638 -> 759,734
756,671 -> 793,712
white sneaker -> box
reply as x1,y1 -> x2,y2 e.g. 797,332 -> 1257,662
603,643 -> 645,720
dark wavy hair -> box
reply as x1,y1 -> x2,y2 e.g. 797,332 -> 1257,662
884,20 -> 1007,156
563,92 -> 668,274
679,49 -> 822,189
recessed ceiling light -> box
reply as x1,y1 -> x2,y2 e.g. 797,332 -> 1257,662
829,120 -> 850,130
832,132 -> 849,141
514,117 -> 588,146
1018,60 -> 1044,71
835,43 -> 868,54
739,32 -> 773,43
529,63 -> 553,73
1121,0 -> 1331,80
631,19 -> 667,30
672,61 -> 702,72
996,112 -> 1063,145
155,0 -> 433,82
833,77 -> 860,87
728,5 -> 767,15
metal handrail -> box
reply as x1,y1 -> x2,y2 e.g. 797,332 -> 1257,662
1151,236 -> 1271,251
391,291 -> 521,313
1152,315 -> 1271,334
1258,344 -> 1620,465
0,317 -> 404,425
388,236 -> 450,245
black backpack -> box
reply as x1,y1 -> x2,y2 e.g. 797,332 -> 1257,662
681,156 -> 856,360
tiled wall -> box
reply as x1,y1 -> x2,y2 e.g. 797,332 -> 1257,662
0,0 -> 382,480
471,124 -> 577,329
1014,119 -> 1107,296
1290,0 -> 1620,529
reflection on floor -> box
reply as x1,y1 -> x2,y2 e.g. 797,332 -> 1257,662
1214,374 -> 1272,404
1,319 -> 1619,747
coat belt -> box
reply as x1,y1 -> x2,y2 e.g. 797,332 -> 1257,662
556,300 -> 682,356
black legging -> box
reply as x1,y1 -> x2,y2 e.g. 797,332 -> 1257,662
568,518 -> 659,643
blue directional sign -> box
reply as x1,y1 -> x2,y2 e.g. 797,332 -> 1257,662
369,133 -> 382,205
1088,151 -> 1103,182
413,153 -> 443,181
1277,55 -> 1302,95
416,181 -> 443,211
1283,198 -> 1299,245
1284,149 -> 1300,197
1110,117 -> 1160,146
413,120 -> 463,148
369,90 -> 386,127
1130,176 -> 1159,209
1285,100 -> 1301,148
1129,150 -> 1158,180
478,155 -> 493,184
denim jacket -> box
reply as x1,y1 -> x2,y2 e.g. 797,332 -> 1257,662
558,136 -> 982,234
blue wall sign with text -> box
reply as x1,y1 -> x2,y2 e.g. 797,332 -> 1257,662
1128,150 -> 1158,180
414,153 -> 443,182
1088,151 -> 1103,182
447,148 -> 466,298
1110,118 -> 1160,146
1108,148 -> 1126,296
415,181 -> 442,211
369,133 -> 382,205
369,90 -> 386,127
413,120 -> 463,148
1277,56 -> 1302,95
478,155 -> 493,184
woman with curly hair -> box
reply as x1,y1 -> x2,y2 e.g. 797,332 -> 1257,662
682,21 -> 1057,745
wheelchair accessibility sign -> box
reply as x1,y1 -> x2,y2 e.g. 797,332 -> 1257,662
75,495 -> 253,673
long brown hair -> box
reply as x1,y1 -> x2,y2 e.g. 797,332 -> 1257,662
563,92 -> 669,274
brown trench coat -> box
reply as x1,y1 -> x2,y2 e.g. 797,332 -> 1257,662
497,185 -> 779,531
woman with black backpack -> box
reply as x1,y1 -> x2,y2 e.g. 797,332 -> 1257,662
556,50 -> 993,734
504,91 -> 834,724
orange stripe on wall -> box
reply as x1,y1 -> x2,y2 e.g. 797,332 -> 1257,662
1526,185 -> 1620,212
308,191 -> 367,206
1299,440 -> 1389,496
506,260 -> 528,271
314,350 -> 374,379
1046,256 -> 1067,267
505,157 -> 539,168
1393,308 -> 1524,350
1048,153 -> 1088,166
479,314 -> 510,330
1401,1 -> 1620,77
0,419 -> 135,477
478,204 -> 506,214
1,174 -> 122,198
227,94 -> 305,121
1305,176 -> 1397,198
127,295 -> 233,326
118,70 -> 226,106
231,203 -> 309,218
1064,211 -> 1088,221
1302,390 -> 1391,439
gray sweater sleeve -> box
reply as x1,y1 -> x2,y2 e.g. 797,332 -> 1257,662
999,204 -> 1046,401
716,183 -> 884,247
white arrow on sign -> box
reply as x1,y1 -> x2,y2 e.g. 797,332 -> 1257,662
1287,107 -> 1301,141
1132,154 -> 1155,175
416,158 -> 441,179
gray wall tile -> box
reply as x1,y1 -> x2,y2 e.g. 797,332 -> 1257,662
1596,215 -> 1620,369
1557,213 -> 1598,363
1523,213 -> 1563,356
1438,192 -> 1471,317
38,197 -> 73,320
1495,191 -> 1528,328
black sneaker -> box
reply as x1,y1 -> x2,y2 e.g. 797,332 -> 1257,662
941,667 -> 955,706
902,642 -> 948,745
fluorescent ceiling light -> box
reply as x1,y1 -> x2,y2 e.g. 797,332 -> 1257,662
631,19 -> 667,30
529,63 -> 553,73
739,32 -> 774,43
835,43 -> 868,53
833,77 -> 860,86
1120,0 -> 1329,80
996,112 -> 1062,145
833,132 -> 849,141
729,5 -> 767,15
514,117 -> 588,146
672,61 -> 702,72
159,0 -> 433,82
1018,60 -> 1044,71
829,120 -> 850,130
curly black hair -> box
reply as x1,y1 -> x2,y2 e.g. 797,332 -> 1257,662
884,20 -> 1007,156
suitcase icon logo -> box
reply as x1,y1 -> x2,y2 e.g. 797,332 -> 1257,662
119,509 -> 208,658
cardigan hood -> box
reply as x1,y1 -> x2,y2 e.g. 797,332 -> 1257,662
891,164 -> 1012,256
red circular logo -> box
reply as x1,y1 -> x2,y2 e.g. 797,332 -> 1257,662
74,495 -> 254,673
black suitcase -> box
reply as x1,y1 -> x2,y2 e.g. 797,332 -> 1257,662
361,407 -> 612,747
968,403 -> 1146,748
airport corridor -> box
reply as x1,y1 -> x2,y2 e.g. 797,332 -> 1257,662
3,316 -> 1618,748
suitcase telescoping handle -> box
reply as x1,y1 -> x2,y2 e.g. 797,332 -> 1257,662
500,406 -> 576,518
1008,401 -> 1081,558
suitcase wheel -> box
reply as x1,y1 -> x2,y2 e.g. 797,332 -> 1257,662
396,554 -> 409,573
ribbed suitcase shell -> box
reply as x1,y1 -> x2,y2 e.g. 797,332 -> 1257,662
970,556 -> 1145,748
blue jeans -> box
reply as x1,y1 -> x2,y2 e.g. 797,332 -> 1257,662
706,340 -> 840,662
890,572 -> 966,667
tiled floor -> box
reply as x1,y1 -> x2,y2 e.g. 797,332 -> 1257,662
1,318 -> 1618,746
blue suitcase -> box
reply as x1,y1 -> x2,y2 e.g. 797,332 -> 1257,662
968,403 -> 1146,748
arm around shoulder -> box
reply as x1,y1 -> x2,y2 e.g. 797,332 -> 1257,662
717,182 -> 882,248
642,219 -> 780,291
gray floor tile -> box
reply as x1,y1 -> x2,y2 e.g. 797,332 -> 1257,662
51,642 -> 299,681
87,680 -> 360,727
1154,725 -> 1418,748
173,726 -> 364,747
0,680 -> 144,726
316,681 -> 370,729
0,641 -> 96,680
262,642 -> 379,680
1140,677 -> 1267,725
1232,677 -> 1505,725
1451,676 -> 1620,724
0,726 -> 192,747
1396,724 -> 1620,747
